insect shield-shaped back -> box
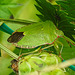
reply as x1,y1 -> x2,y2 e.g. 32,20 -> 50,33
7,21 -> 61,49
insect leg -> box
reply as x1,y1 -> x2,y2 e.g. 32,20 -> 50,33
17,47 -> 41,60
40,44 -> 53,52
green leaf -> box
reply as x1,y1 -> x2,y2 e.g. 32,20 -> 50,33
49,68 -> 66,75
0,3 -> 22,8
35,0 -> 57,24
0,0 -> 12,3
0,7 -> 12,19
0,0 -> 21,8
28,57 -> 46,71
39,52 -> 62,65
56,0 -> 75,19
9,0 -> 41,22
0,0 -> 21,19
19,61 -> 31,73
66,68 -> 75,75
56,0 -> 75,41
0,57 -> 13,75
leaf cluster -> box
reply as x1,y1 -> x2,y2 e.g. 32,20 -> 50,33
0,0 -> 21,19
35,0 -> 75,41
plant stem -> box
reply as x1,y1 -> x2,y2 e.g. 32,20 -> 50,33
0,18 -> 35,24
0,43 -> 19,60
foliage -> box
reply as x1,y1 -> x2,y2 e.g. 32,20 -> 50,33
57,0 -> 75,19
0,0 -> 75,75
18,52 -> 66,75
35,0 -> 75,41
0,57 -> 13,75
0,0 -> 21,19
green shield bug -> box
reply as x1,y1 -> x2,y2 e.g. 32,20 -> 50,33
7,20 -> 74,49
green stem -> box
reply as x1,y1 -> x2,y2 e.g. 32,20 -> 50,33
0,43 -> 19,60
0,18 -> 35,24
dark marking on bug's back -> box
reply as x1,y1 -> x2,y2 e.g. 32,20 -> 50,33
7,32 -> 24,43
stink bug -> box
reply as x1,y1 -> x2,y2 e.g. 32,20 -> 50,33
7,20 -> 75,49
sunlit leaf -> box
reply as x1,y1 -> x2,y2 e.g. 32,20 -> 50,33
0,57 -> 13,75
0,0 -> 21,19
